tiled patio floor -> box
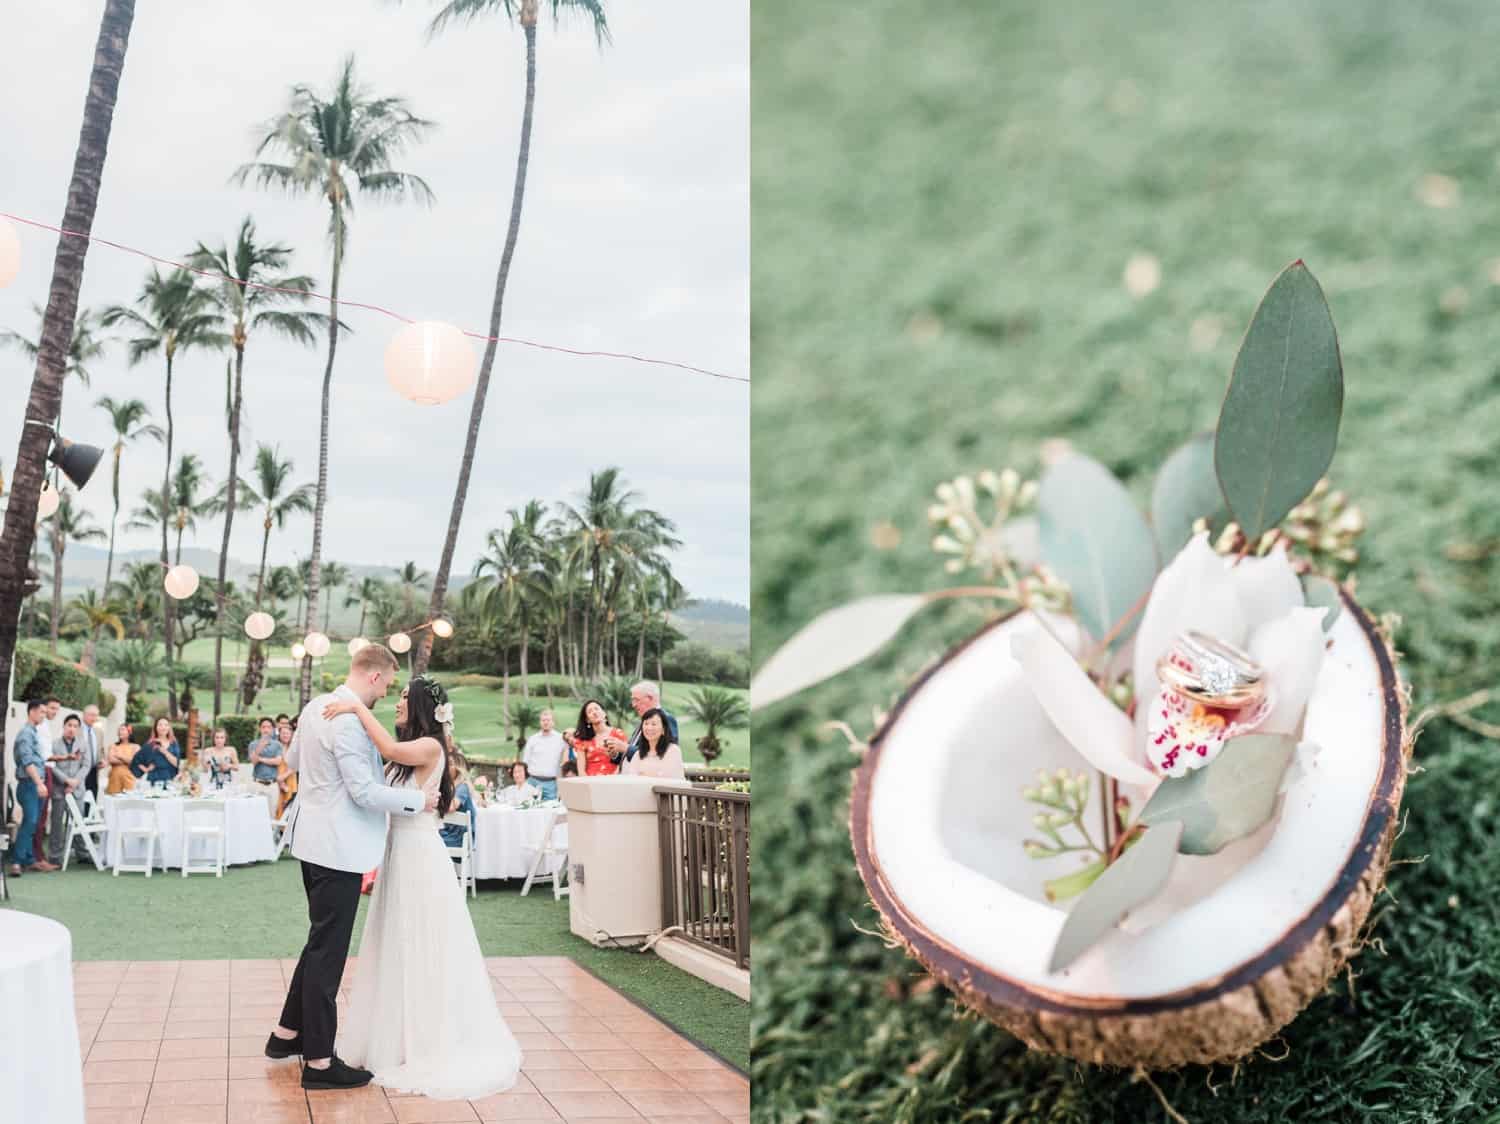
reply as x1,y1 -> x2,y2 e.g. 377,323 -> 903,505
74,957 -> 749,1123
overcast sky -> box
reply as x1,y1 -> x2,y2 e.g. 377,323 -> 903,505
0,0 -> 748,602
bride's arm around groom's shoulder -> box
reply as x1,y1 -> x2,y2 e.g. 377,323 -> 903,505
330,715 -> 429,816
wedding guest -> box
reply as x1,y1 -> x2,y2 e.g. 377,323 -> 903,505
623,708 -> 686,780
32,697 -> 61,861
248,716 -> 283,817
563,699 -> 627,776
440,754 -> 476,849
520,709 -> 567,801
79,704 -> 103,804
275,720 -> 298,817
560,759 -> 579,779
131,717 -> 181,786
10,700 -> 56,874
501,761 -> 542,806
105,724 -> 137,795
625,681 -> 679,764
47,715 -> 92,865
204,727 -> 240,788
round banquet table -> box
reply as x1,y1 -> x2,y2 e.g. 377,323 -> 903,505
471,803 -> 569,880
102,792 -> 277,869
0,911 -> 84,1124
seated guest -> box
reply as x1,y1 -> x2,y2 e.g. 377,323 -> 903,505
275,720 -> 297,818
48,715 -> 93,865
501,761 -> 542,806
247,716 -> 283,818
440,753 -> 475,848
131,718 -> 181,786
561,699 -> 627,776
106,724 -> 137,795
623,708 -> 686,780
204,727 -> 239,788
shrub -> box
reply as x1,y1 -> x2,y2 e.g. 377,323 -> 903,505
216,714 -> 262,750
96,688 -> 117,717
659,642 -> 750,687
124,691 -> 148,727
11,646 -> 102,710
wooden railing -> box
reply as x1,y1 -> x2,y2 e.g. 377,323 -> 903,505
684,768 -> 751,786
654,786 -> 751,970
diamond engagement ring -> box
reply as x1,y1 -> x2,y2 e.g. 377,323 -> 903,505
1155,630 -> 1266,708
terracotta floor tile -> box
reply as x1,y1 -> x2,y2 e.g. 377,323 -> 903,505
226,1103 -> 312,1124
674,1071 -> 746,1093
538,1018 -> 609,1037
387,1096 -> 480,1123
90,1040 -> 164,1063
229,1018 -> 279,1036
518,1051 -> 581,1072
171,1007 -> 232,1022
166,1020 -> 235,1040
140,1105 -> 228,1124
519,1005 -> 573,1019
85,1082 -> 153,1108
695,1093 -> 749,1117
498,1003 -> 532,1017
501,1016 -> 546,1034
98,1023 -> 168,1042
599,1071 -> 684,1093
572,1053 -> 649,1072
77,994 -> 119,1010
595,1018 -> 660,1035
618,1091 -> 718,1118
538,1091 -> 639,1119
469,1093 -> 562,1122
525,1071 -> 610,1095
230,1036 -> 270,1058
156,1057 -> 229,1082
229,1056 -> 304,1082
555,1034 -> 620,1054
514,1032 -> 566,1051
159,1038 -> 231,1060
147,1079 -> 230,1107
305,1087 -> 395,1124
87,1060 -> 158,1084
648,1054 -> 731,1073
85,1108 -> 146,1124
228,1078 -> 310,1105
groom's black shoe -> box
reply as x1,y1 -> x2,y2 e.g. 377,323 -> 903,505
265,1031 -> 303,1059
301,1056 -> 374,1090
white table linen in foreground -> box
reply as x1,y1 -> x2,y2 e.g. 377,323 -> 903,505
470,803 -> 569,880
0,910 -> 84,1124
102,793 -> 276,869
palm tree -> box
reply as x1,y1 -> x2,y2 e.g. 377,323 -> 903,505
235,446 -> 314,706
0,303 -> 109,449
126,455 -> 214,565
0,0 -> 136,751
103,267 -> 227,717
67,589 -> 126,670
393,562 -> 430,623
345,575 -> 387,639
319,561 -> 350,631
681,687 -> 748,764
509,699 -> 542,752
413,0 -> 610,678
473,500 -> 548,702
45,488 -> 107,653
635,566 -> 685,680
101,637 -> 166,700
235,55 -> 435,706
94,396 -> 162,590
187,216 -> 326,719
109,561 -> 163,640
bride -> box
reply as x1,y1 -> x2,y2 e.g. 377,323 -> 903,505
321,675 -> 522,1098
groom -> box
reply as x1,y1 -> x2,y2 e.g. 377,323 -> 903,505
265,643 -> 437,1089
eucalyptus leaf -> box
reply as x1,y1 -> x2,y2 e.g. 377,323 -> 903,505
1037,453 -> 1158,646
1048,820 -> 1183,973
1151,432 -> 1229,559
1300,573 -> 1343,633
1044,858 -> 1107,903
1138,733 -> 1297,855
1215,261 -> 1344,540
750,594 -> 928,711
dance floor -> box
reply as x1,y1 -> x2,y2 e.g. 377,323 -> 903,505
74,957 -> 749,1123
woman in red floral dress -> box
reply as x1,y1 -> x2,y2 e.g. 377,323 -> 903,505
563,699 -> 627,776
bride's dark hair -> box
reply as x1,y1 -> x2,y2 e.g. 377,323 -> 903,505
389,674 -> 455,816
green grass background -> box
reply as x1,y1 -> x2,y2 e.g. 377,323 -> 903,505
3,861 -> 747,1070
751,1 -> 1500,1120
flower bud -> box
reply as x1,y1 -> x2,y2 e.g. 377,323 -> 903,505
1048,811 -> 1072,830
935,482 -> 956,504
1334,506 -> 1366,535
1022,787 -> 1040,802
931,535 -> 962,554
997,468 -> 1021,504
977,469 -> 1000,494
1312,478 -> 1330,497
1024,841 -> 1048,859
926,504 -> 948,523
1016,480 -> 1039,507
954,475 -> 976,507
943,559 -> 963,574
1032,812 -> 1051,831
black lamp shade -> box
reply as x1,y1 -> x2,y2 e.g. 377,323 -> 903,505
48,438 -> 104,490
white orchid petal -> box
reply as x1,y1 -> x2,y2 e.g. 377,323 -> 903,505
1230,544 -> 1304,631
1132,533 -> 1247,704
1011,623 -> 1156,786
1248,607 -> 1328,736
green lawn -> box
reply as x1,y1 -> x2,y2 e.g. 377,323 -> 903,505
753,1 -> 1500,1120
3,860 -> 747,1070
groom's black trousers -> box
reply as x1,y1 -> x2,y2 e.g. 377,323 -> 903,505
279,860 -> 363,1060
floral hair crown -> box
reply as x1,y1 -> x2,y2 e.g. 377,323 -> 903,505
413,675 -> 454,727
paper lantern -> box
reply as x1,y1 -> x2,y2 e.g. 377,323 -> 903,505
384,320 -> 477,405
304,631 -> 331,659
347,637 -> 369,656
388,631 -> 412,654
164,564 -> 199,600
290,642 -> 307,662
431,617 -> 454,639
244,611 -> 276,641
0,217 -> 19,289
36,482 -> 59,519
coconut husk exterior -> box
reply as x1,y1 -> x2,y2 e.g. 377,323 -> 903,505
849,590 -> 1409,1070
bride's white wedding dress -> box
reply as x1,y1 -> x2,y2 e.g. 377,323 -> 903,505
338,758 -> 522,1098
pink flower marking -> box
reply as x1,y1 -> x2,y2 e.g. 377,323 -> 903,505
1145,684 -> 1272,778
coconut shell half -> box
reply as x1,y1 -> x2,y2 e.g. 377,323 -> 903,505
850,590 -> 1408,1069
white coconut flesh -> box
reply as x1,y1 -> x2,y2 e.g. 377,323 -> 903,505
858,598 -> 1398,1004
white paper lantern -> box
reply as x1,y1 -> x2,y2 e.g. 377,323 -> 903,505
431,617 -> 454,639
244,611 -> 276,641
347,636 -> 369,656
0,217 -> 20,289
303,631 -> 331,659
36,482 -> 59,519
291,642 -> 307,661
384,320 -> 477,405
388,631 -> 413,654
163,564 -> 199,600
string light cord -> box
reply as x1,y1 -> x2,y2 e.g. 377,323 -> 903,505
0,210 -> 749,385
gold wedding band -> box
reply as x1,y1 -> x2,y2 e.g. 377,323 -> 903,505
1155,630 -> 1266,708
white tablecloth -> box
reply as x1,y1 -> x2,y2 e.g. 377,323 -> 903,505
102,793 -> 276,869
0,911 -> 84,1124
471,804 -> 569,880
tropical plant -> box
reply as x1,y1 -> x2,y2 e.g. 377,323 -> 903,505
345,575 -> 388,639
173,663 -> 215,715
236,443 -> 312,709
187,216 -> 326,719
44,487 -> 107,653
510,698 -> 543,751
100,637 -> 166,699
94,395 -> 162,589
65,589 -> 125,670
127,454 -> 214,563
319,560 -> 350,631
681,686 -> 748,763
109,561 -> 163,640
235,55 -> 435,705
412,0 -> 610,678
574,675 -> 634,725
472,499 -> 549,710
393,561 -> 430,621
0,303 -> 108,447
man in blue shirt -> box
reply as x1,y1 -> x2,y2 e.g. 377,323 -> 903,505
9,700 -> 55,874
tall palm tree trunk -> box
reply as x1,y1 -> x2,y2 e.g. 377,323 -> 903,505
520,621 -> 530,698
105,444 -> 124,590
0,0 -> 135,824
212,343 -> 246,719
635,606 -> 647,679
161,350 -> 178,717
413,18 -> 538,677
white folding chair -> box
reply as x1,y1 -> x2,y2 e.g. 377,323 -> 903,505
80,787 -> 99,819
61,791 -> 108,872
272,802 -> 296,859
112,798 -> 161,876
520,810 -> 569,900
181,799 -> 227,877
441,811 -> 477,898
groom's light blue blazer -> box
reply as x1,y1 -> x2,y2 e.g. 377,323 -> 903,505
284,684 -> 423,873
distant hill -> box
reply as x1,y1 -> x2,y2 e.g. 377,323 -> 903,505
671,599 -> 749,650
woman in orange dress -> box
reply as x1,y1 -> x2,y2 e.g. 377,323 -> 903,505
105,724 -> 136,795
563,699 -> 627,776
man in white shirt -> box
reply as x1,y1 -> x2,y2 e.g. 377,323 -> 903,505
520,710 -> 567,801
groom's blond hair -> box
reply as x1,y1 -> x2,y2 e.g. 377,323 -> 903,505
350,644 -> 399,675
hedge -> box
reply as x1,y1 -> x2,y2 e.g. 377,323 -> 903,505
11,646 -> 103,711
215,714 -> 264,750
